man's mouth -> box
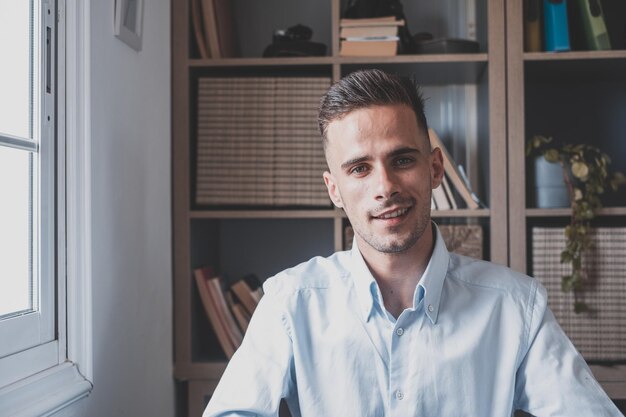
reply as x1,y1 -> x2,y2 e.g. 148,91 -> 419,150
374,207 -> 410,220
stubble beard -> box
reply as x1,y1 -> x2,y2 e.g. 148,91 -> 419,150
349,196 -> 431,254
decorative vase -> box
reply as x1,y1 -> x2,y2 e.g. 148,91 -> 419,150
533,156 -> 570,208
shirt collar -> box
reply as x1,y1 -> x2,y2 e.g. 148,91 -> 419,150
350,222 -> 450,324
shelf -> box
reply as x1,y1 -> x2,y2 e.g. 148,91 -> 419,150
190,209 -> 338,219
188,53 -> 488,67
190,208 -> 491,219
524,50 -> 626,61
187,54 -> 488,85
432,209 -> 490,218
188,56 -> 336,67
526,207 -> 626,217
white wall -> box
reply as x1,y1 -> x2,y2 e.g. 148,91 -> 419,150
56,0 -> 173,415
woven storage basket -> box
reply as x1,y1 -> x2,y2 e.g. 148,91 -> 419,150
532,227 -> 626,361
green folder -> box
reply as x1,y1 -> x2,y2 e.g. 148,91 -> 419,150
575,0 -> 611,50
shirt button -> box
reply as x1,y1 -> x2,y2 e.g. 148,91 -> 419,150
395,390 -> 404,400
428,304 -> 434,312
395,327 -> 404,336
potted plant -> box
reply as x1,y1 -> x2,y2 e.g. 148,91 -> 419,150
526,135 -> 626,313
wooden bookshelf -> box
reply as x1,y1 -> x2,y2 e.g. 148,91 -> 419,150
172,0 -> 533,414
506,0 -> 626,401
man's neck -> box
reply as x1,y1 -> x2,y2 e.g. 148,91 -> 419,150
358,225 -> 435,318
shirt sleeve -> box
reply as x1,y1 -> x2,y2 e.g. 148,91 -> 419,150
203,280 -> 296,417
514,283 -> 623,416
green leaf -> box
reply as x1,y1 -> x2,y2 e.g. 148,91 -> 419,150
574,302 -> 589,314
544,149 -> 560,163
561,276 -> 576,292
571,161 -> 589,179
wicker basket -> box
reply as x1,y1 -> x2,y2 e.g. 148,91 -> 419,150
532,227 -> 626,361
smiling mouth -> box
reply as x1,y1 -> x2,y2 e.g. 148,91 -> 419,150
374,207 -> 410,220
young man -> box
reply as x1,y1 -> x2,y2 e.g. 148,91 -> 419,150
204,70 -> 622,416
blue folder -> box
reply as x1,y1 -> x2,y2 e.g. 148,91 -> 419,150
544,0 -> 571,51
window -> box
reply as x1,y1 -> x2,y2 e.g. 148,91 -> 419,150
0,0 -> 56,363
0,0 -> 92,414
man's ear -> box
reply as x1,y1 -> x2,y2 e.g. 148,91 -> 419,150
323,171 -> 343,208
430,147 -> 445,189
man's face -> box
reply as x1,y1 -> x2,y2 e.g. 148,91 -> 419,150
323,104 -> 443,254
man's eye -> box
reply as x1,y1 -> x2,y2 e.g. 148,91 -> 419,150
350,165 -> 368,175
395,157 -> 414,166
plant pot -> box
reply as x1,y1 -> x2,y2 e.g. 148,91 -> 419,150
533,156 -> 570,208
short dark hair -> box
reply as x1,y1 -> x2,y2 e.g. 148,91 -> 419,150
318,69 -> 428,147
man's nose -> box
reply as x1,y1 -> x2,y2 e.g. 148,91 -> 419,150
374,167 -> 400,201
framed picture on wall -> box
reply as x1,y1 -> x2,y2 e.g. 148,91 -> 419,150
114,0 -> 144,51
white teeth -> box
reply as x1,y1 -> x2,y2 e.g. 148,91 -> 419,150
379,208 -> 408,219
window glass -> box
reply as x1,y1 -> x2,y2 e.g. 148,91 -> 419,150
0,1 -> 39,140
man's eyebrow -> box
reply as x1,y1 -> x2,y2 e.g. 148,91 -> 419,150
389,147 -> 420,157
341,155 -> 370,171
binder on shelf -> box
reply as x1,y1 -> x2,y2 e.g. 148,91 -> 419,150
428,129 -> 480,210
543,0 -> 571,52
524,0 -> 542,52
574,0 -> 611,50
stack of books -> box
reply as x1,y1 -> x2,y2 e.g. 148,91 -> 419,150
196,76 -> 332,207
194,268 -> 264,358
428,129 -> 482,210
339,16 -> 405,57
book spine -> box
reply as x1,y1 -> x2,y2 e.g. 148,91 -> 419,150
543,0 -> 571,52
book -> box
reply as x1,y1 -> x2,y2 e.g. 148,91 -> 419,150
340,16 -> 403,27
428,129 -> 480,210
340,25 -> 400,39
193,267 -> 236,358
230,277 -> 261,316
543,0 -> 571,52
213,0 -> 238,58
440,175 -> 458,210
200,0 -> 221,58
524,0 -> 542,52
574,0 -> 611,50
206,277 -> 244,349
191,0 -> 209,58
432,184 -> 451,210
340,40 -> 398,57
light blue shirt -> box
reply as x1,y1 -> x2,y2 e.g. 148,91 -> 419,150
204,225 -> 622,417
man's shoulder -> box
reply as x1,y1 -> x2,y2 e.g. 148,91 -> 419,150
263,250 -> 352,296
447,253 -> 540,297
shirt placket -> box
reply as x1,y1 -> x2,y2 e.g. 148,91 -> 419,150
388,309 -> 420,416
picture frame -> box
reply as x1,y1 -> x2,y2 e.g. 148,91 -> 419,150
114,0 -> 144,51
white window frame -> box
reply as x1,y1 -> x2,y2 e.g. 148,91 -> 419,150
0,0 -> 93,415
